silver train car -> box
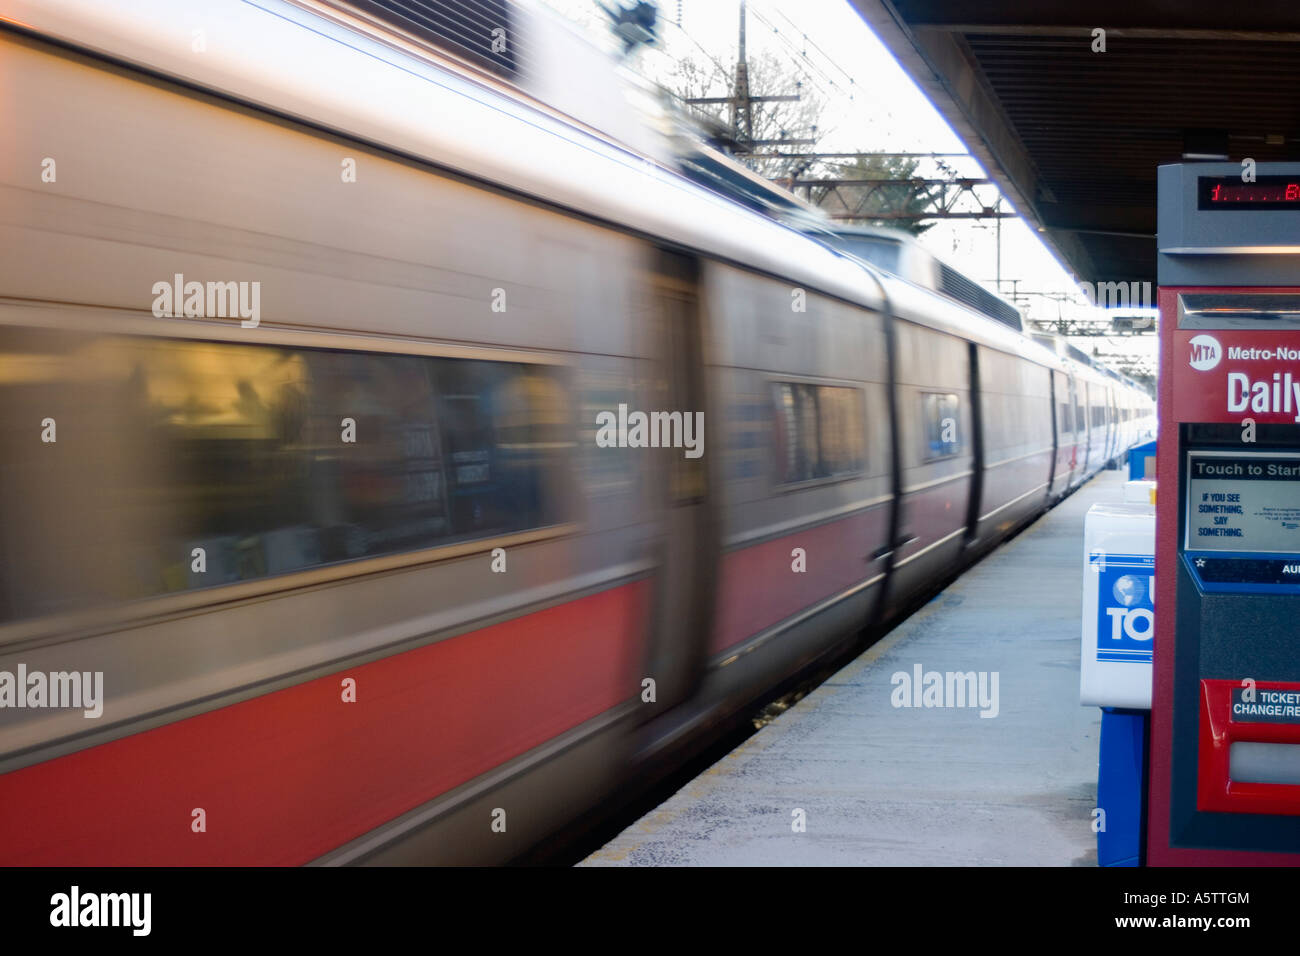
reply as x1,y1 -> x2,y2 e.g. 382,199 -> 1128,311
0,0 -> 1155,864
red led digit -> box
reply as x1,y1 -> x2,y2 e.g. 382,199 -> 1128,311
1200,176 -> 1300,208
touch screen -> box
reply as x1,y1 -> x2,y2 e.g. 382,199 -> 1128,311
1186,452 -> 1300,553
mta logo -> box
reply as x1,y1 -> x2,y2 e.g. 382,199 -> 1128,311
1188,334 -> 1222,371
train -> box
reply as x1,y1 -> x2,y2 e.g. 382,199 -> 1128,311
0,0 -> 1154,865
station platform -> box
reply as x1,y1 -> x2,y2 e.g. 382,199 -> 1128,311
583,470 -> 1126,866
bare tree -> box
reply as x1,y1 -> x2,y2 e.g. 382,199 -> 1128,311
667,50 -> 824,180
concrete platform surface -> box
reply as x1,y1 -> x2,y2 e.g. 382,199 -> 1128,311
583,471 -> 1125,866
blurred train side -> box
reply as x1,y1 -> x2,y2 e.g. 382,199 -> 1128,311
0,0 -> 1154,865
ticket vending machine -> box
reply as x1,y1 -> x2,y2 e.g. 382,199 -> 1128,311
1150,162 -> 1300,864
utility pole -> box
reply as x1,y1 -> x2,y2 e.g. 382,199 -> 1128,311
733,0 -> 752,146
995,196 -> 1002,291
683,0 -> 811,153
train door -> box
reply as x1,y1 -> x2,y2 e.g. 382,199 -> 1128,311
1093,383 -> 1104,468
1090,382 -> 1102,469
1107,386 -> 1117,462
963,341 -> 984,547
1058,373 -> 1076,486
1047,366 -> 1061,497
883,322 -> 975,609
1076,377 -> 1086,476
638,249 -> 718,717
1101,387 -> 1110,463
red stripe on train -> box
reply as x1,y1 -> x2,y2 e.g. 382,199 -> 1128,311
711,506 -> 889,653
0,583 -> 646,865
712,465 -> 1050,654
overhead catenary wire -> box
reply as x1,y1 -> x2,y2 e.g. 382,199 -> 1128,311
748,5 -> 839,100
771,5 -> 857,88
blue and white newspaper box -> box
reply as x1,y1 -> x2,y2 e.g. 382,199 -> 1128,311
1082,500 -> 1154,866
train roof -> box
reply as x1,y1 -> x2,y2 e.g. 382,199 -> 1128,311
814,226 -> 1026,333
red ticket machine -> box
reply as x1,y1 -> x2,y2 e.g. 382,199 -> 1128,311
1150,162 -> 1300,864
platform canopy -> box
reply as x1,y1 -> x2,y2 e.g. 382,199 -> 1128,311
850,1 -> 1300,285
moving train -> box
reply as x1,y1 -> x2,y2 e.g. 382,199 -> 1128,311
0,0 -> 1153,864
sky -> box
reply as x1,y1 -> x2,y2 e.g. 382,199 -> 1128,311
536,0 -> 1157,379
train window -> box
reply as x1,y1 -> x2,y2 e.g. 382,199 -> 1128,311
826,235 -> 902,275
345,0 -> 518,78
772,382 -> 866,484
774,382 -> 817,483
0,329 -> 571,623
921,392 -> 961,460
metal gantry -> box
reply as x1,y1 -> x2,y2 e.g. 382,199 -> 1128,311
786,175 -> 1012,221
